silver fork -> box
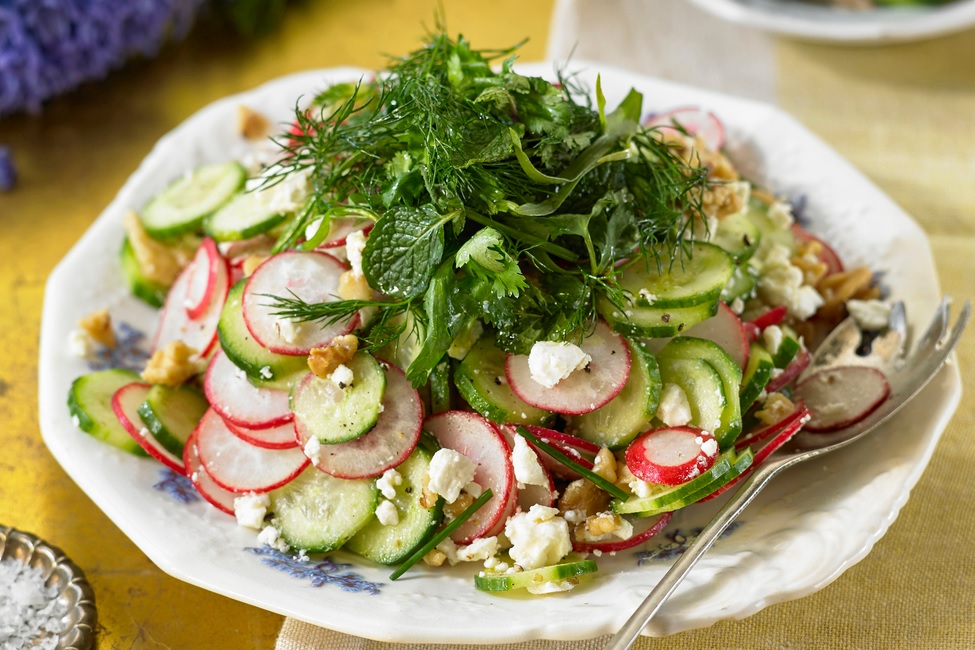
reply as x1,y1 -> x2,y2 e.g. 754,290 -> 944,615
605,297 -> 970,650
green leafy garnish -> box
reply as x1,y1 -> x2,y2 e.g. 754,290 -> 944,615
266,26 -> 711,387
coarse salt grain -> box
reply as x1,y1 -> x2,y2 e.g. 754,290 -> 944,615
0,559 -> 67,649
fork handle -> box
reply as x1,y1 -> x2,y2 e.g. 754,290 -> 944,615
603,457 -> 795,650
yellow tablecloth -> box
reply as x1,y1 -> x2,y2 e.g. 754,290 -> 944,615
1,1 -> 972,648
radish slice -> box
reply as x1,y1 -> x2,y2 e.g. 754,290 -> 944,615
204,350 -> 293,429
183,433 -> 236,515
572,512 -> 673,554
152,247 -> 229,356
793,366 -> 890,432
242,250 -> 357,355
507,425 -> 598,481
735,401 -> 810,451
297,362 -> 422,479
195,408 -> 308,493
749,306 -> 788,332
112,382 -> 185,474
765,347 -> 811,393
702,406 -> 811,502
184,237 -> 223,319
625,426 -> 720,486
314,218 -> 374,249
645,107 -> 725,151
505,320 -> 631,415
684,302 -> 750,370
225,420 -> 299,450
425,411 -> 516,544
792,225 -> 844,275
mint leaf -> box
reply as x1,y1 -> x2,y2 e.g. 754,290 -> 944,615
362,204 -> 454,299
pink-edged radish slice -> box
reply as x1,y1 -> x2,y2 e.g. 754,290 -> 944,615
425,411 -> 516,544
194,408 -> 308,493
684,302 -> 750,370
793,366 -> 890,432
701,406 -> 811,502
184,237 -> 224,319
225,419 -> 299,450
572,511 -> 673,555
792,225 -> 844,275
749,305 -> 788,332
296,361 -> 422,479
644,107 -> 725,151
204,350 -> 292,429
765,347 -> 811,393
625,426 -> 720,486
183,432 -> 236,515
152,247 -> 230,356
508,425 -> 598,481
505,320 -> 631,415
241,250 -> 356,355
735,401 -> 810,451
496,426 -> 557,508
314,218 -> 374,249
111,382 -> 185,474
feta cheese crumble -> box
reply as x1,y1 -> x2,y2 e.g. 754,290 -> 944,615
376,499 -> 400,526
511,435 -> 548,488
303,436 -> 322,465
427,449 -> 477,504
234,493 -> 270,529
527,340 -> 591,388
656,383 -> 693,427
504,504 -> 572,571
258,525 -> 290,553
330,363 -> 354,389
757,243 -> 824,320
345,228 -> 367,278
376,468 -> 403,500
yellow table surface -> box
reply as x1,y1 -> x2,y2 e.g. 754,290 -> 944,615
1,1 -> 973,648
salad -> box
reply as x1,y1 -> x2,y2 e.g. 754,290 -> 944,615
66,30 -> 893,595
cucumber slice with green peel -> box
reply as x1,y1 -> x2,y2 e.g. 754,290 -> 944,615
137,383 -> 209,457
345,445 -> 443,564
67,369 -> 147,456
567,338 -> 661,450
291,352 -> 387,444
743,198 -> 796,254
613,451 -> 737,516
769,325 -> 802,369
204,189 -> 289,242
615,242 -> 735,310
739,343 -> 775,413
119,237 -> 168,308
269,467 -> 379,553
474,559 -> 598,592
141,162 -> 246,238
719,264 -> 758,305
658,337 -> 743,448
455,336 -> 552,426
600,298 -> 718,339
656,357 -> 726,438
710,209 -> 762,262
217,281 -> 307,389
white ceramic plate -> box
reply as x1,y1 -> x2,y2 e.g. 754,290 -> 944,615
39,62 -> 961,642
688,0 -> 975,44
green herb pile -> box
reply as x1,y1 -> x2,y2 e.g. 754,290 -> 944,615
269,30 -> 712,387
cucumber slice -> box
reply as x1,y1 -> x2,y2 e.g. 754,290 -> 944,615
141,162 -> 246,238
67,369 -> 147,456
613,450 -> 737,516
568,338 -> 661,450
136,383 -> 209,457
269,467 -> 378,553
656,357 -> 726,438
291,352 -> 387,444
771,325 -> 802,369
719,265 -> 758,305
600,299 -> 718,339
744,198 -> 796,258
658,337 -> 743,448
739,343 -> 774,413
710,209 -> 761,262
119,237 -> 169,308
474,558 -> 598,592
454,336 -> 552,426
615,242 -> 735,310
345,445 -> 443,564
216,281 -> 307,389
204,189 -> 289,242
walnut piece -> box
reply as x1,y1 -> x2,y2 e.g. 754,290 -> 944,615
755,392 -> 796,426
142,341 -> 205,386
307,334 -> 359,379
583,511 -> 625,538
78,309 -> 115,349
558,478 -> 611,521
238,105 -> 270,141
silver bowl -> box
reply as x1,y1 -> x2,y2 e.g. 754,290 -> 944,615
0,525 -> 96,650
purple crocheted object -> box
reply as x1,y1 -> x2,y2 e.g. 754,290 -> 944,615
0,146 -> 15,191
0,0 -> 207,116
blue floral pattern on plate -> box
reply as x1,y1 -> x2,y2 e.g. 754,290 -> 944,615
245,547 -> 383,594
